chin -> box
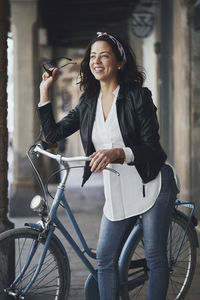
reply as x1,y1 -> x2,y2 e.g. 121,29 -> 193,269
94,75 -> 104,81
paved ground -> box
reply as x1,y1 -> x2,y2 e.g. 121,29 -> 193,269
10,169 -> 200,300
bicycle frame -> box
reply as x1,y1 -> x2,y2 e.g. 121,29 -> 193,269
10,148 -> 146,299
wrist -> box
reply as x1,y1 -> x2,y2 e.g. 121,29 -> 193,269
117,148 -> 125,161
40,88 -> 50,104
112,148 -> 125,164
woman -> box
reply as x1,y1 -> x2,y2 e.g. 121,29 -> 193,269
38,32 -> 178,300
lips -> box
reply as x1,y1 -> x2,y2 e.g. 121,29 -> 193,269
94,67 -> 104,72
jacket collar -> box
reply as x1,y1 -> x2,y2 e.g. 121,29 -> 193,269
85,84 -> 125,106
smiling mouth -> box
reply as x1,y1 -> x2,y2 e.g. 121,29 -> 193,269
94,67 -> 104,72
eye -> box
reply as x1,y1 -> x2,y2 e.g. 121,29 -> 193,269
90,55 -> 95,59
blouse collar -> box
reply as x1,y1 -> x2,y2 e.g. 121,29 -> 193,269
99,85 -> 120,98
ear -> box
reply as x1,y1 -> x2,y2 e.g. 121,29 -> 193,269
118,60 -> 125,70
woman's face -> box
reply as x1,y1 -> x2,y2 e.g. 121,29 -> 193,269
89,41 -> 121,84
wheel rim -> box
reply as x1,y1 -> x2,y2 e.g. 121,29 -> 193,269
167,219 -> 193,300
126,217 -> 195,300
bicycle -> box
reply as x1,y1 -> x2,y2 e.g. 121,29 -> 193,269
0,141 -> 199,300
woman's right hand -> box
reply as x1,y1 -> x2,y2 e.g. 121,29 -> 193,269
39,68 -> 59,104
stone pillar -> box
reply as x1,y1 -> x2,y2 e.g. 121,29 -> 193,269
0,0 -> 15,292
173,0 -> 191,201
10,0 -> 39,216
190,4 -> 200,219
159,0 -> 174,161
0,0 -> 14,232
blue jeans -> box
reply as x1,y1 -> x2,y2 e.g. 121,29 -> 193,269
96,164 -> 178,300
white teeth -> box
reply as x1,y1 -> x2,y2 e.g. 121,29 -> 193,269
94,67 -> 103,71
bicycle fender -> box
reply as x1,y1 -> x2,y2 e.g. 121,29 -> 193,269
25,222 -> 69,258
25,222 -> 44,231
175,211 -> 199,248
84,272 -> 100,300
118,223 -> 143,283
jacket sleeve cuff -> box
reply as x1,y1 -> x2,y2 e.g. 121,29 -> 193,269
38,100 -> 51,107
122,147 -> 134,164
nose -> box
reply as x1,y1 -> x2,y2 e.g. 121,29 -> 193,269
94,55 -> 101,64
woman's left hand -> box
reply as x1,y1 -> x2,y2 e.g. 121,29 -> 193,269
89,148 -> 125,172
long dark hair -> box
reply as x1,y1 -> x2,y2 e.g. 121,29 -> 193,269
79,34 -> 145,98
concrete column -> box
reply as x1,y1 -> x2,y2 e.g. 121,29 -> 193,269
173,0 -> 191,201
0,0 -> 14,232
10,0 -> 39,216
190,4 -> 200,219
159,0 -> 174,162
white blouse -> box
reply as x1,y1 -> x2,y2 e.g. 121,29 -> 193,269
92,86 -> 162,221
38,89 -> 179,221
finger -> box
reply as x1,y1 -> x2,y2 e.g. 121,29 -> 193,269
42,72 -> 50,81
99,162 -> 107,171
91,155 -> 102,168
90,160 -> 99,172
89,152 -> 100,167
52,67 -> 58,75
42,73 -> 46,80
96,161 -> 107,172
89,152 -> 97,159
90,155 -> 103,171
91,156 -> 108,172
52,68 -> 59,80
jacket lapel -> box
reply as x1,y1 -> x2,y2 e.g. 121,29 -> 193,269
82,93 -> 99,187
85,93 -> 98,155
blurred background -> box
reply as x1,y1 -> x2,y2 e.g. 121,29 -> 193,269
0,0 -> 200,223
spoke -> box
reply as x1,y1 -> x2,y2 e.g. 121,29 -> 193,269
169,279 -> 180,296
32,267 -> 60,290
0,229 -> 69,300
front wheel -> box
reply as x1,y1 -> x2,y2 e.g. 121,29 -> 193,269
0,227 -> 70,300
121,213 -> 197,300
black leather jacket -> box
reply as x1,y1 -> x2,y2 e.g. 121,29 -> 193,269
37,84 -> 167,186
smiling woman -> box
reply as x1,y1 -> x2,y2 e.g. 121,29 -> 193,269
37,32 -> 179,300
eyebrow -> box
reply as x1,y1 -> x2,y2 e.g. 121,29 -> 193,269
90,51 -> 111,54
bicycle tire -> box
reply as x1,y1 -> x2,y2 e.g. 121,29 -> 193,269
120,213 -> 197,300
0,227 -> 70,300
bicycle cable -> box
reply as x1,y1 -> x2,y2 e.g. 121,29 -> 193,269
45,168 -> 66,208
26,145 -> 47,203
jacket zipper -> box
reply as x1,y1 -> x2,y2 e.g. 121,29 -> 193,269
142,182 -> 145,197
142,161 -> 149,197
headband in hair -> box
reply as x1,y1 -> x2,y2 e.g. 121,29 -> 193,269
96,32 -> 127,62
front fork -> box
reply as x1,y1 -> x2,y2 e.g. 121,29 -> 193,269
5,225 -> 55,299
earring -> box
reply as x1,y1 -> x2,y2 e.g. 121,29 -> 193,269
118,67 -> 121,70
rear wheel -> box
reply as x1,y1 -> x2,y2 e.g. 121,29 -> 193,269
0,227 -> 70,300
121,213 -> 197,300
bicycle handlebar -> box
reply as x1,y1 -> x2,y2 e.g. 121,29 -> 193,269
34,145 -> 91,163
32,142 -> 120,176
